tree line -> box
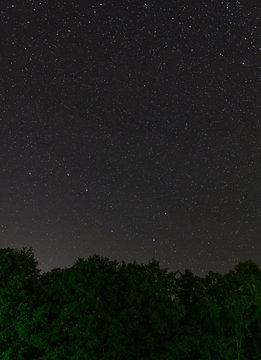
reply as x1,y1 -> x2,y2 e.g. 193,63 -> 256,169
0,247 -> 260,359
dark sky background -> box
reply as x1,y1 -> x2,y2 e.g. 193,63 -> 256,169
1,0 -> 260,276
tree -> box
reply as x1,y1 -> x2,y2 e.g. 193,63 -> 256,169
222,261 -> 261,360
0,247 -> 260,360
0,247 -> 41,359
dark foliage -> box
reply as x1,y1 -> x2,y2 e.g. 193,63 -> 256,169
0,247 -> 260,359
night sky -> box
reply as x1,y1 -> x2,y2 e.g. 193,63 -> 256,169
1,0 -> 260,276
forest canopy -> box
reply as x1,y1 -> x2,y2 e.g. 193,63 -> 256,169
0,247 -> 260,359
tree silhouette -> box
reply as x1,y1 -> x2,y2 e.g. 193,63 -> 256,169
0,247 -> 260,359
0,247 -> 41,359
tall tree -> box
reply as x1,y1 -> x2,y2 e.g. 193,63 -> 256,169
0,247 -> 41,359
222,260 -> 261,360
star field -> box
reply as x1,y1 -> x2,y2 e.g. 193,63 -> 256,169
1,0 -> 260,275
